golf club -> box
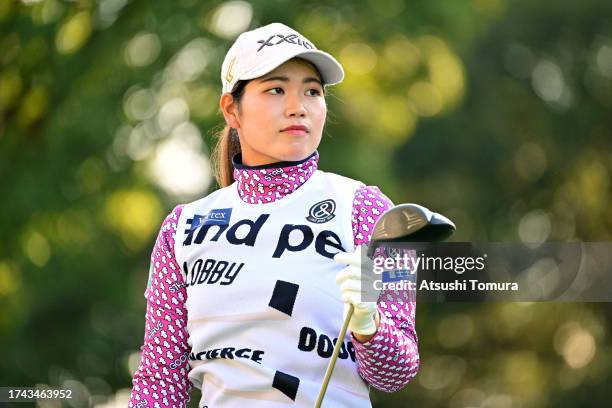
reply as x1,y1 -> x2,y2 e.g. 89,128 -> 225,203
314,203 -> 456,408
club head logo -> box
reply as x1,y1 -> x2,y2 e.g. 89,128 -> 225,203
306,199 -> 336,224
385,247 -> 401,258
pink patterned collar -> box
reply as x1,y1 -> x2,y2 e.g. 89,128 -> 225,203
232,151 -> 319,204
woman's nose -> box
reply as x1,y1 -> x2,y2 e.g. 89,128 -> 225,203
285,94 -> 307,117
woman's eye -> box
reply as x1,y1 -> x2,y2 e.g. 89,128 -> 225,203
266,87 -> 322,96
306,88 -> 322,96
267,87 -> 283,94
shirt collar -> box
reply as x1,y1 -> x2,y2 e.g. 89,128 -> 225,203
232,151 -> 319,204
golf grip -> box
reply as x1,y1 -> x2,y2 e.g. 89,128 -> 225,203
314,303 -> 355,408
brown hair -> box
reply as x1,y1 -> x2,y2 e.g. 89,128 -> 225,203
212,80 -> 248,188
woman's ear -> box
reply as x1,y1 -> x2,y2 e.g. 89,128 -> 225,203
220,93 -> 240,129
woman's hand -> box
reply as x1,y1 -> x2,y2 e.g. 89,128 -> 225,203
334,245 -> 379,342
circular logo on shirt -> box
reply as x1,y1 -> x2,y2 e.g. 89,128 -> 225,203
306,199 -> 336,224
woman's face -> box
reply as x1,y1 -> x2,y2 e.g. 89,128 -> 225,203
223,58 -> 327,166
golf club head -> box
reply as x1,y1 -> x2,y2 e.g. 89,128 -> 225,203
367,203 -> 456,257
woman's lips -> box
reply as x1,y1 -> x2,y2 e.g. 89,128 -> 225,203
281,125 -> 309,136
282,129 -> 308,136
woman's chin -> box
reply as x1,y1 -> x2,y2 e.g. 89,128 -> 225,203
281,148 -> 314,162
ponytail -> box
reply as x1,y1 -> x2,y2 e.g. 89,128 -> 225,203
212,126 -> 241,188
212,80 -> 248,187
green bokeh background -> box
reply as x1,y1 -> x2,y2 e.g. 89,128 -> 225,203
1,0 -> 611,407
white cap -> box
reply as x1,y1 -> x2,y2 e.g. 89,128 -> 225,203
221,22 -> 344,94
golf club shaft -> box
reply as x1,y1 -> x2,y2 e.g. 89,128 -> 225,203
314,303 -> 354,408
315,204 -> 455,407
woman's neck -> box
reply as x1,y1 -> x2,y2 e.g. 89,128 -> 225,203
232,151 -> 319,204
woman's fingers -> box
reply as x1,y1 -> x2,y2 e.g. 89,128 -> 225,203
336,265 -> 376,284
335,265 -> 360,284
339,280 -> 362,294
333,245 -> 363,267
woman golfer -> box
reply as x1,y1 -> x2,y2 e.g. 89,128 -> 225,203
129,22 -> 419,408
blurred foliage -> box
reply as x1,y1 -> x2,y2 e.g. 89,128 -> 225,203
1,0 -> 611,407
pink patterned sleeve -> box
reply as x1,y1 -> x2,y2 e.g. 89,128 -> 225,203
129,205 -> 193,408
350,186 -> 420,392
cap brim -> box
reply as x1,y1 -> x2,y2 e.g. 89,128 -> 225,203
240,49 -> 344,87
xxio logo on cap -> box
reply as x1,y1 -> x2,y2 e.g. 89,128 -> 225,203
257,34 -> 314,52
306,199 -> 336,224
